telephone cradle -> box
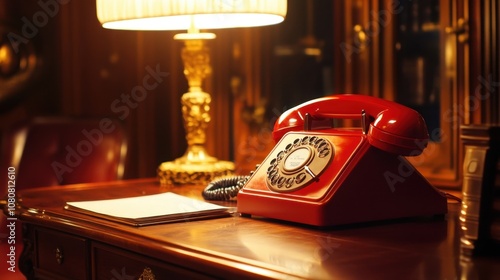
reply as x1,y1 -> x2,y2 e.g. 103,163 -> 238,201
237,94 -> 447,227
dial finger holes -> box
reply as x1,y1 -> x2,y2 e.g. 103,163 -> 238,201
266,136 -> 334,192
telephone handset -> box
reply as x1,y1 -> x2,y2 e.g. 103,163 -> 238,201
235,94 -> 447,227
272,94 -> 429,156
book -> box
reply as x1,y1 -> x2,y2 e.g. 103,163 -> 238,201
64,192 -> 231,226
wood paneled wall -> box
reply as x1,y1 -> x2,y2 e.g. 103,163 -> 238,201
331,0 -> 499,188
0,1 -> 238,179
3,0 -> 497,184
56,2 -> 189,179
469,0 -> 500,124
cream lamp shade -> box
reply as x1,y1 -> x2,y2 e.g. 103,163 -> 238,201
96,0 -> 287,30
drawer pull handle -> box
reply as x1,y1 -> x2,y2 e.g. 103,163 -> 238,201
55,247 -> 64,264
139,267 -> 156,280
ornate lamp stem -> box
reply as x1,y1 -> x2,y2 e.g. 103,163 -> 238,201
180,39 -> 214,162
157,32 -> 234,185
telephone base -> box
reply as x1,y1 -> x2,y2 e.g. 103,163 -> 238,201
237,132 -> 448,227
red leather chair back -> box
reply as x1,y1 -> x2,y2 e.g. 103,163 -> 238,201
1,117 -> 128,190
0,117 -> 128,279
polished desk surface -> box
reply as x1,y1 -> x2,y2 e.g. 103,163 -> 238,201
15,178 -> 500,279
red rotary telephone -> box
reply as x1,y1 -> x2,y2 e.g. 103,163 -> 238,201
237,94 -> 447,226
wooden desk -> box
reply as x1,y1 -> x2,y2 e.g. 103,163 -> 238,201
11,178 -> 500,279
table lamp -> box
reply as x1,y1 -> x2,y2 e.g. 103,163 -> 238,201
96,0 -> 287,185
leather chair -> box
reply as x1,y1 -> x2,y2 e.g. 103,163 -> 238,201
0,117 -> 128,279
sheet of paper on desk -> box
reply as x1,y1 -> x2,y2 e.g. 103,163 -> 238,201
65,192 -> 230,226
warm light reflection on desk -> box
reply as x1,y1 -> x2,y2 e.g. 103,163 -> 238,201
11,179 -> 500,279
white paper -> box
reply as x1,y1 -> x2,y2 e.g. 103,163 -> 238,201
66,192 -> 227,219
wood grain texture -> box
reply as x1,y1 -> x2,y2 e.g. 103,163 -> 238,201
12,178 -> 500,279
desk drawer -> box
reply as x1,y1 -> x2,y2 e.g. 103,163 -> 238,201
92,242 -> 214,280
36,228 -> 89,280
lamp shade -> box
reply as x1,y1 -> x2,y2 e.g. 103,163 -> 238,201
96,0 -> 287,30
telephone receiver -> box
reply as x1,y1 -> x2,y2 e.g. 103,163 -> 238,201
237,94 -> 447,227
272,94 -> 429,156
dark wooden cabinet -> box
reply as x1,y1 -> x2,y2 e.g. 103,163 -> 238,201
330,0 -> 499,189
91,242 -> 214,280
28,226 -> 215,280
34,228 -> 90,280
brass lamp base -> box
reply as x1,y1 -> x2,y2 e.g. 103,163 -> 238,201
157,159 -> 234,185
157,145 -> 234,185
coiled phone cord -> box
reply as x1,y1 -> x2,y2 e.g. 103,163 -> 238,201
202,175 -> 250,201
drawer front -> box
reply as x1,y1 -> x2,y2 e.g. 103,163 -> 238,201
92,242 -> 215,280
36,228 -> 89,280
